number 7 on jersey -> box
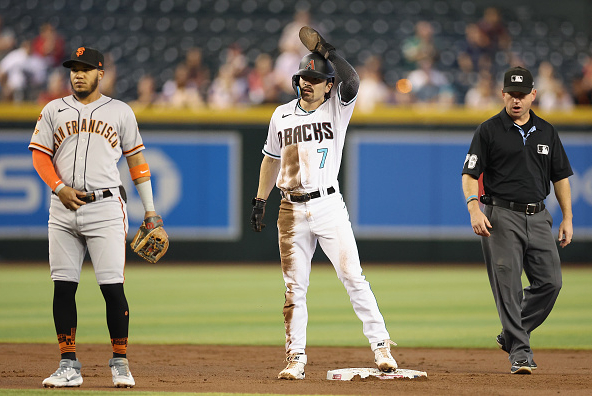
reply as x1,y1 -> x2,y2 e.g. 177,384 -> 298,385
317,148 -> 328,169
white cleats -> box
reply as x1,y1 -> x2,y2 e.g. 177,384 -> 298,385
372,340 -> 398,372
42,359 -> 83,388
109,357 -> 135,388
278,353 -> 307,380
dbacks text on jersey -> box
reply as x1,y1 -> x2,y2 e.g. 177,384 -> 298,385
277,122 -> 333,149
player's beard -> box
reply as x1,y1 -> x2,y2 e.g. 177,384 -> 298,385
71,75 -> 99,99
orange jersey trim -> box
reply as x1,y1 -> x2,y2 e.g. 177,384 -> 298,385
29,142 -> 54,155
123,144 -> 144,155
32,150 -> 63,191
129,163 -> 150,180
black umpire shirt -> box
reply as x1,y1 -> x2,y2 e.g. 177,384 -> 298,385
462,108 -> 573,203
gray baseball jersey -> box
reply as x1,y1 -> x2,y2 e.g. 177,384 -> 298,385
30,94 -> 144,192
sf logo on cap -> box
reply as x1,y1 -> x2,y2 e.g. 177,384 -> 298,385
511,75 -> 523,82
76,47 -> 85,57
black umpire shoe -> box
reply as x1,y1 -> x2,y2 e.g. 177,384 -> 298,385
496,332 -> 509,353
530,360 -> 537,370
511,360 -> 532,374
497,332 -> 538,369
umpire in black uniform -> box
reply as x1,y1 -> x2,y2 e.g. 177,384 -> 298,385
462,66 -> 574,374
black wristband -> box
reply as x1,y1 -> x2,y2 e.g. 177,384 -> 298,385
252,197 -> 266,207
319,43 -> 335,59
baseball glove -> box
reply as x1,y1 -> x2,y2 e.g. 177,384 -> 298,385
130,215 -> 169,263
299,26 -> 335,59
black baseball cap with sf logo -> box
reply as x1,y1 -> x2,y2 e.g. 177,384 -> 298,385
63,47 -> 104,70
502,66 -> 534,94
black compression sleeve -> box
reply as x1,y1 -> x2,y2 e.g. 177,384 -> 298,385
53,280 -> 78,360
327,50 -> 359,103
100,283 -> 129,357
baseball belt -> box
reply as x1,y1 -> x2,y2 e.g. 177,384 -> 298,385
282,186 -> 335,203
80,185 -> 127,203
484,196 -> 545,215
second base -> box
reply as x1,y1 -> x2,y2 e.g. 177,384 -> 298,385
327,367 -> 427,381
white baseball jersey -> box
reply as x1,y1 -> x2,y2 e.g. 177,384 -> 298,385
29,94 -> 144,191
262,83 -> 355,193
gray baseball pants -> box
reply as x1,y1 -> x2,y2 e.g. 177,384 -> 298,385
481,205 -> 562,364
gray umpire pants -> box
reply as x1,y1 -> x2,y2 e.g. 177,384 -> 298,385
481,205 -> 562,364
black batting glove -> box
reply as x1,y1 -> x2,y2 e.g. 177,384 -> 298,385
250,198 -> 266,232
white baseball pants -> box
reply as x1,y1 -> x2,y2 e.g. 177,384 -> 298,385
277,192 -> 390,354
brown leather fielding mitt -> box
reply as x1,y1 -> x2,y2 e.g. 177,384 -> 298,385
130,215 -> 169,263
299,26 -> 335,59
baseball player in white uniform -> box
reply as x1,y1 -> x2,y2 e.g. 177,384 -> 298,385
251,27 -> 397,380
29,47 -> 161,388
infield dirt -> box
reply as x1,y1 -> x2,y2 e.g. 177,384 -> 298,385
1,344 -> 591,395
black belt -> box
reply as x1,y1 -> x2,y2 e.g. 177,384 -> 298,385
486,196 -> 545,215
80,186 -> 127,203
53,185 -> 127,203
80,188 -> 113,203
282,186 -> 335,203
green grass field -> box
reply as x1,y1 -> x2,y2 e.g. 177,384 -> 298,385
1,263 -> 590,349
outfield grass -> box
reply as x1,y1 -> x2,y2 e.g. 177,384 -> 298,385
0,263 -> 590,349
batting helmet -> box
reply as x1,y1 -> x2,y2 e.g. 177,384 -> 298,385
292,52 -> 335,98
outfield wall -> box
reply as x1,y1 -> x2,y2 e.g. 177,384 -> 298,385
1,105 -> 590,263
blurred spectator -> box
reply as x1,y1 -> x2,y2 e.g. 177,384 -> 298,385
457,23 -> 492,74
159,64 -> 204,109
402,21 -> 439,69
477,7 -> 511,55
0,40 -> 47,102
0,15 -> 16,59
208,63 -> 249,109
129,75 -> 158,110
273,42 -> 302,103
278,8 -> 313,58
207,43 -> 249,109
356,55 -> 390,113
464,70 -> 499,110
100,53 -> 117,97
31,23 -> 65,67
37,68 -> 70,105
534,61 -> 574,112
183,47 -> 211,98
454,23 -> 495,102
572,56 -> 592,105
224,43 -> 249,81
407,58 -> 455,105
273,9 -> 323,103
247,53 -> 279,105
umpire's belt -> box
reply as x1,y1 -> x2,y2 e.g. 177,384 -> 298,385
281,186 -> 335,203
489,196 -> 545,215
80,185 -> 127,203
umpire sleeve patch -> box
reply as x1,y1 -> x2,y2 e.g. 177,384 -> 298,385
465,154 -> 478,169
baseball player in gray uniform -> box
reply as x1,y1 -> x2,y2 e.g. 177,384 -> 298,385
250,27 -> 397,380
29,47 -> 161,388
